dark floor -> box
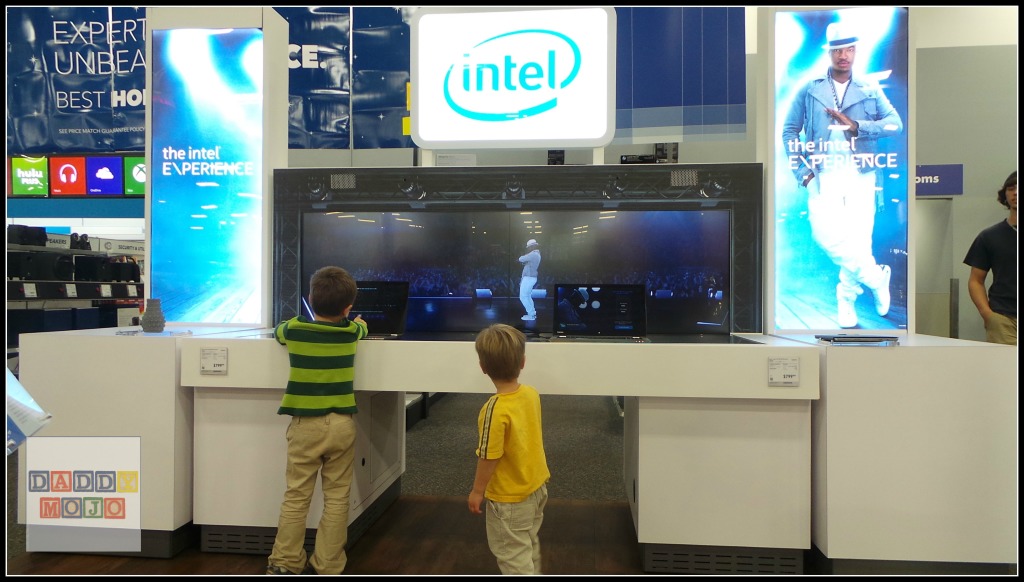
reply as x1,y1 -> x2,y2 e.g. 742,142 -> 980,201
7,393 -> 639,575
7,393 -> 1016,576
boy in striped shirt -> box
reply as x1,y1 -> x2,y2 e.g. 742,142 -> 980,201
267,266 -> 367,575
468,324 -> 551,575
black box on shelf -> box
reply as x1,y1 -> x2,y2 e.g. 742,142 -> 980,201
7,251 -> 32,279
7,224 -> 47,247
7,310 -> 45,348
620,154 -> 658,164
42,309 -> 74,332
74,255 -> 114,282
5,252 -> 73,281
73,307 -> 101,330
97,305 -> 119,328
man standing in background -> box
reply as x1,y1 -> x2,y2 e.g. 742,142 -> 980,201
963,171 -> 1017,345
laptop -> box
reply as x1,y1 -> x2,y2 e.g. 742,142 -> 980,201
550,284 -> 649,343
354,281 -> 410,339
305,281 -> 410,339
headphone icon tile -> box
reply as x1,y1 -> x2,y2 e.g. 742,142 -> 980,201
59,163 -> 78,183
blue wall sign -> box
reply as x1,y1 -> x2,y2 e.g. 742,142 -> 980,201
915,164 -> 964,196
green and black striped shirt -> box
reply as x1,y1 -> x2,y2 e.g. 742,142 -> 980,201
274,315 -> 368,416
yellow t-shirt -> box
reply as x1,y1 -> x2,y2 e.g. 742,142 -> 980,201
475,384 -> 550,503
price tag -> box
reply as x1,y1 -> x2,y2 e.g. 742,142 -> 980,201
200,347 -> 229,375
127,285 -> 137,297
100,284 -> 113,298
66,284 -> 78,298
768,357 -> 800,387
23,283 -> 38,299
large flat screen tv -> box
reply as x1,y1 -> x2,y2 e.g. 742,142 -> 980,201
301,208 -> 732,335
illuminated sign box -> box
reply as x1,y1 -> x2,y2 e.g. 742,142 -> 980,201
410,7 -> 616,150
123,156 -> 146,196
10,157 -> 49,197
86,156 -> 125,196
49,156 -> 87,196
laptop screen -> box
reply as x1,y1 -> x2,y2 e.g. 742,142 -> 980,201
353,281 -> 410,337
552,284 -> 647,338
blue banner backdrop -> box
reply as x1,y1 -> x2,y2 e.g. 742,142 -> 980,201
7,6 -> 745,155
6,7 -> 147,154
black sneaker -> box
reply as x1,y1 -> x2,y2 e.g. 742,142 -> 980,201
300,562 -> 317,575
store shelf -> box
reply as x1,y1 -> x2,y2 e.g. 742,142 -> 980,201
7,280 -> 144,302
7,243 -> 111,257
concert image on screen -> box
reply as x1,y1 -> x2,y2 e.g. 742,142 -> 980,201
301,208 -> 732,335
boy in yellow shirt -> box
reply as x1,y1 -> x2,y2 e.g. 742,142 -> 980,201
467,323 -> 551,575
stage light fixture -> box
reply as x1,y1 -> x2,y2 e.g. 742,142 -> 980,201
699,174 -> 731,198
503,179 -> 525,199
400,179 -> 426,200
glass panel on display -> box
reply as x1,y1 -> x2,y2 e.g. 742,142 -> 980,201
300,208 -> 731,335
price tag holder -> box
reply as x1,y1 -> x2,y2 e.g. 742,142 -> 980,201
127,285 -> 137,297
100,284 -> 113,298
200,347 -> 229,376
66,284 -> 78,298
768,357 -> 800,387
23,283 -> 38,299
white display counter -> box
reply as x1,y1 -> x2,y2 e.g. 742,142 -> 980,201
178,330 -> 820,574
16,326 -> 819,572
15,325 -> 264,557
782,333 -> 1017,572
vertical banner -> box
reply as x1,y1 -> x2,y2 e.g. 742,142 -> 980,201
150,28 -> 265,324
774,7 -> 909,332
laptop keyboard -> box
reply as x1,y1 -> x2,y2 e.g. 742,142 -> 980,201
551,336 -> 650,343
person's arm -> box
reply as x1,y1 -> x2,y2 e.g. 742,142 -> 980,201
468,457 -> 500,514
274,320 -> 288,345
781,84 -> 814,185
967,266 -> 994,322
833,84 -> 903,139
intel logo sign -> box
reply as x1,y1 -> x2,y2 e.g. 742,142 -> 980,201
444,30 -> 580,122
412,7 -> 615,149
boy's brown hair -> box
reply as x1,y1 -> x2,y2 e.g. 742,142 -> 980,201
309,266 -> 357,318
475,324 -> 526,382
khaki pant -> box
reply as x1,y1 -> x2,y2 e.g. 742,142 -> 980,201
486,483 -> 548,575
268,412 -> 356,574
985,311 -> 1017,346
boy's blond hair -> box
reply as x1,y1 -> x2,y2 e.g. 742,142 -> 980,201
475,324 -> 526,382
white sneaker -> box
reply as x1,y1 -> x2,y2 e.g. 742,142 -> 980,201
521,314 -> 536,321
836,283 -> 861,328
872,265 -> 891,317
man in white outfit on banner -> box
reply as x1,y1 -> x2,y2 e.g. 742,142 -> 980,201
782,20 -> 904,328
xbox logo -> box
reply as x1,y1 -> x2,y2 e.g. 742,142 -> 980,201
132,163 -> 147,183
